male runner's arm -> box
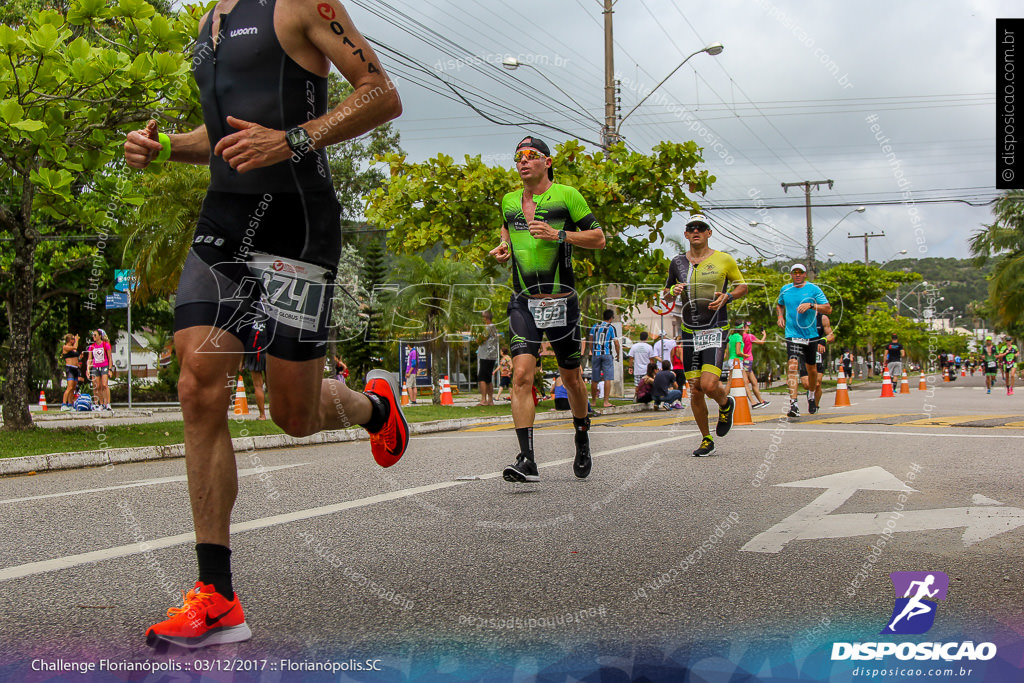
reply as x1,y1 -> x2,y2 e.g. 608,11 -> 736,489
214,0 -> 401,173
776,302 -> 786,329
490,226 -> 512,263
822,314 -> 835,344
708,259 -> 748,311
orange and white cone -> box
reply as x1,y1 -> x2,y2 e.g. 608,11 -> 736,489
728,366 -> 754,426
232,375 -> 249,415
918,372 -> 928,391
943,367 -> 950,382
401,382 -> 409,406
900,369 -> 911,394
38,390 -> 47,412
961,366 -> 966,377
680,379 -> 689,399
834,367 -> 851,407
880,369 -> 895,397
440,375 -> 454,406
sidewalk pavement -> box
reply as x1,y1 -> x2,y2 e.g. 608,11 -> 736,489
0,402 -> 649,478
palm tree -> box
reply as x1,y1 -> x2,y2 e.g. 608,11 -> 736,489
970,191 -> 1024,331
387,256 -> 488,404
119,164 -> 210,303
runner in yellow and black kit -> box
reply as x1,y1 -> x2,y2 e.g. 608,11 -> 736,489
662,214 -> 747,457
489,136 -> 606,483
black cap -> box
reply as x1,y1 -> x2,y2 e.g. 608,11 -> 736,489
516,136 -> 554,180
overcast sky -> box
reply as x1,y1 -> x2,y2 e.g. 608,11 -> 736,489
185,0 -> 1014,265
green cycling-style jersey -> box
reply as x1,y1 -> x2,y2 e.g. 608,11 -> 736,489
501,183 -> 600,296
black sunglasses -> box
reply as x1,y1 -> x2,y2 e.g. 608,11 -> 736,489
685,225 -> 710,233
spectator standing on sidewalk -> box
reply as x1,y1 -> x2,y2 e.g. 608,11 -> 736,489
585,309 -> 619,408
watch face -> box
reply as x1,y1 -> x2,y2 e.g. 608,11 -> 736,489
287,127 -> 310,150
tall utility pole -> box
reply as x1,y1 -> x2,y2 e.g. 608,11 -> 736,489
781,179 -> 833,278
602,0 -> 619,149
848,231 -> 886,265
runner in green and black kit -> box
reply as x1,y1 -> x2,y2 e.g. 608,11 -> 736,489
982,336 -> 999,394
489,136 -> 606,483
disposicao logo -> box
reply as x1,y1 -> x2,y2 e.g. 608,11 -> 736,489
831,570 -> 997,662
881,570 -> 948,635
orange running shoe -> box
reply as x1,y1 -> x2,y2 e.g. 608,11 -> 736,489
364,369 -> 409,468
145,582 -> 251,649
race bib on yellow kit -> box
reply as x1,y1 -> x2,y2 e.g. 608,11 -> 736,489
693,328 -> 722,353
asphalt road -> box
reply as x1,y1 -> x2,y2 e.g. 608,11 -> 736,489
1,372 -> 1022,681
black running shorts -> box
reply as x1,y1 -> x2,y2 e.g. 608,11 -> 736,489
680,328 -> 727,381
786,338 -> 818,366
507,294 -> 583,370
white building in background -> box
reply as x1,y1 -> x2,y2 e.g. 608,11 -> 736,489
111,330 -> 161,383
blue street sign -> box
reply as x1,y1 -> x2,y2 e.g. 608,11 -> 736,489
114,269 -> 137,292
105,291 -> 129,309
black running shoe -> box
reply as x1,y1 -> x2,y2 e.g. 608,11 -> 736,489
716,396 -> 736,437
808,397 -> 818,414
787,401 -> 800,418
692,436 -> 716,457
573,430 -> 592,479
503,454 -> 539,483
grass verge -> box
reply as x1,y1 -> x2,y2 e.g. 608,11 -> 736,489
1,400 -> 635,459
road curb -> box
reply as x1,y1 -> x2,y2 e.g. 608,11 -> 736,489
0,404 -> 648,477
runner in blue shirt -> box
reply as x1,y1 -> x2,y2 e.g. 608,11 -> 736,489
776,264 -> 831,417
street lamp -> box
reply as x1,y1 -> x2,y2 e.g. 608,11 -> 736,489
814,206 -> 866,249
501,57 -> 602,127
614,42 -> 724,138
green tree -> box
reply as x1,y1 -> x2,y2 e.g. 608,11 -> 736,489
365,139 -> 714,307
326,75 -> 403,221
337,237 -> 392,382
0,0 -> 199,430
970,190 -> 1024,334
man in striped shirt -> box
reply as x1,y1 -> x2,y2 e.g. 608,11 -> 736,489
585,309 -> 620,408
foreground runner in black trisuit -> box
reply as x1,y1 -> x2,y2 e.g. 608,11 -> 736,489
489,136 -> 606,483
124,0 -> 403,649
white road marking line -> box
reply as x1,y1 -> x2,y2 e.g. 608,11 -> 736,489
0,464 -> 309,505
0,434 -> 697,582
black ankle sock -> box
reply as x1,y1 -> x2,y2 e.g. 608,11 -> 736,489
196,543 -> 233,600
573,416 -> 591,432
515,427 -> 534,460
360,392 -> 389,433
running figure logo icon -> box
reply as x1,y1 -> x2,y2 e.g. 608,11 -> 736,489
881,571 -> 949,635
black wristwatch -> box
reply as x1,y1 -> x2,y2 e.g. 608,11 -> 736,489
285,126 -> 313,154
557,230 -> 567,243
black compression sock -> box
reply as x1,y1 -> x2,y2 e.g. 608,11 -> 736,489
196,543 -> 234,600
573,416 -> 591,432
359,392 -> 389,433
515,427 -> 534,460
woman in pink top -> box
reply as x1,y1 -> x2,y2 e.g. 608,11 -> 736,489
741,322 -> 769,408
87,328 -> 114,411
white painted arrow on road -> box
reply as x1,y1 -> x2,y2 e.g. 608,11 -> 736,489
741,466 -> 1024,553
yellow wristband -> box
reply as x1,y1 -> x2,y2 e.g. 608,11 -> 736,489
500,240 -> 509,250
153,132 -> 172,164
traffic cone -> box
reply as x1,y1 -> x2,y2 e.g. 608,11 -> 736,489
232,375 -> 249,415
900,369 -> 911,394
38,390 -> 47,412
918,372 -> 927,391
961,366 -> 966,377
680,379 -> 689,398
834,367 -> 851,407
880,369 -> 895,397
943,367 -> 949,382
440,375 -> 454,406
401,382 -> 409,406
728,366 -> 754,426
